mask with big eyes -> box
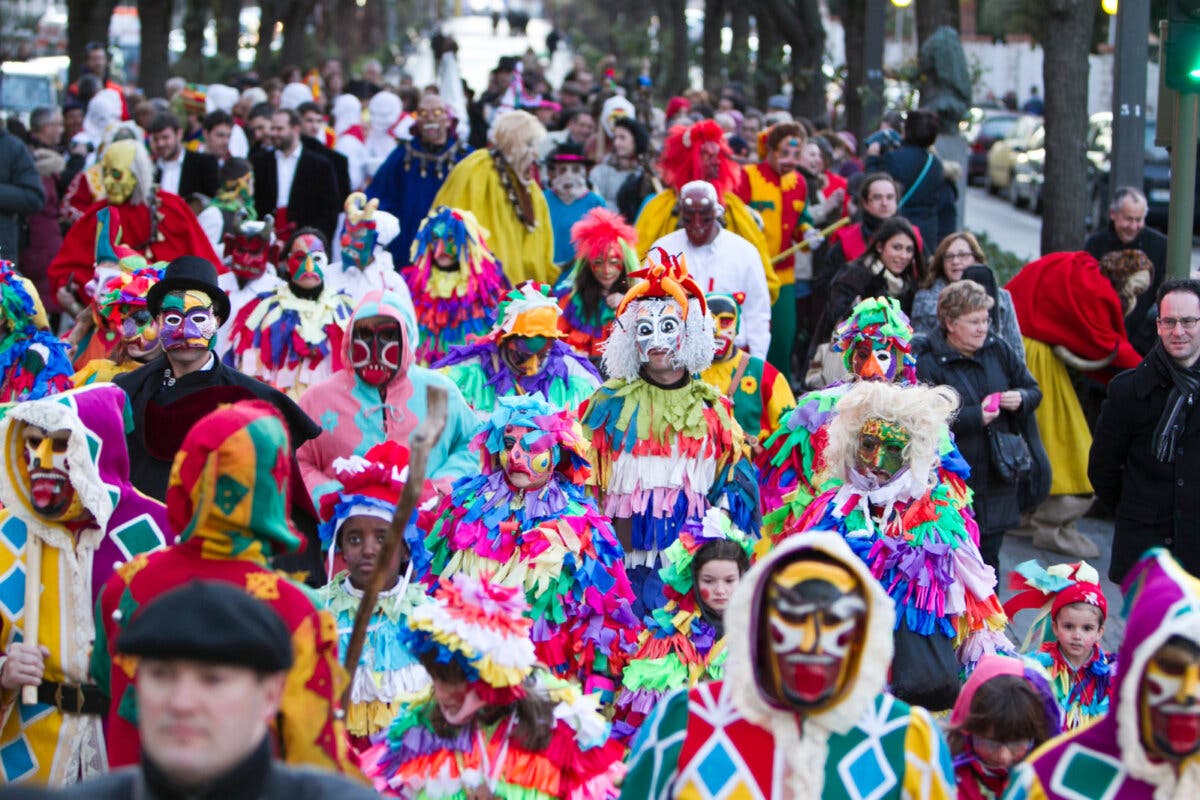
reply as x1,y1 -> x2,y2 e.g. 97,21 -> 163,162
497,424 -> 558,491
160,290 -> 219,352
1140,636 -> 1200,761
101,140 -> 138,204
634,301 -> 685,363
224,230 -> 272,282
20,426 -> 82,520
351,319 -> 403,386
501,335 -> 553,377
340,219 -> 379,270
429,219 -> 461,272
850,339 -> 900,382
854,418 -> 910,484
286,234 -> 328,289
119,306 -> 161,360
759,559 -> 867,712
707,294 -> 741,362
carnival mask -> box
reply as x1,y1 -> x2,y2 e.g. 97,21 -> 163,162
20,425 -> 80,520
429,219 -> 461,271
851,339 -> 900,382
341,219 -> 379,271
680,189 -> 720,246
416,98 -> 450,147
501,335 -> 553,378
634,301 -> 685,364
224,218 -> 274,283
351,317 -> 403,387
700,140 -> 722,181
760,558 -> 867,712
160,290 -> 218,352
1140,636 -> 1200,761
120,307 -> 161,360
101,140 -> 139,205
551,162 -> 588,201
854,418 -> 911,484
286,234 -> 327,289
589,244 -> 624,290
708,294 -> 741,362
498,424 -> 557,491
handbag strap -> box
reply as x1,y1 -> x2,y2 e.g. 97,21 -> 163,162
898,153 -> 934,210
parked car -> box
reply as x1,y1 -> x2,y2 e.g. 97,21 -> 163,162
1085,111 -> 1173,232
985,114 -> 1042,193
1010,126 -> 1045,212
963,108 -> 1023,184
0,60 -> 61,128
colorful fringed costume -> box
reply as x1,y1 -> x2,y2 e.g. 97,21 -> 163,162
580,251 -> 760,616
555,208 -> 639,362
91,401 -> 358,776
0,261 -> 73,404
1004,559 -> 1116,730
612,510 -> 753,739
0,385 -> 169,785
413,395 -> 641,698
403,205 -> 509,366
435,282 -> 601,416
316,440 -> 432,749
364,573 -> 626,798
72,264 -> 164,387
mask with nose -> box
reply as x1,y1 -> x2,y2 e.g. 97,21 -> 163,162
340,193 -> 380,271
284,231 -> 328,295
351,318 -> 404,387
19,425 -> 84,521
498,424 -> 558,491
1141,636 -> 1200,761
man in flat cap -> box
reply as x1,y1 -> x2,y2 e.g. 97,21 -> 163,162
59,582 -> 375,798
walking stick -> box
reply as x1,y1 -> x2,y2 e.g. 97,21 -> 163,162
21,538 -> 41,705
341,385 -> 448,702
771,216 -> 853,264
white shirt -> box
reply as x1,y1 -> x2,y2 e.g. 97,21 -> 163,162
651,228 -> 772,360
275,143 -> 303,209
157,151 -> 185,196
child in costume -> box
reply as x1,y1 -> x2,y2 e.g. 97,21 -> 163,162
0,260 -> 73,404
1004,559 -> 1116,730
403,205 -> 509,366
555,207 -> 638,367
783,380 -> 1009,711
579,249 -> 760,617
225,227 -> 356,399
317,440 -> 432,752
364,572 -> 626,798
947,655 -> 1063,800
700,291 -> 796,449
73,265 -> 164,386
612,508 -> 753,739
333,191 -> 418,310
435,281 -> 601,416
413,394 -> 641,700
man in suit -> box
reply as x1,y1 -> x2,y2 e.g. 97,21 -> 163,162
297,101 -> 351,203
148,112 -> 219,202
250,108 -> 340,242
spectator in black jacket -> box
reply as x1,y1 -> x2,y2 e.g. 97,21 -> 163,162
0,125 -> 44,271
865,108 -> 943,255
250,109 -> 341,242
297,101 -> 351,202
148,112 -> 220,203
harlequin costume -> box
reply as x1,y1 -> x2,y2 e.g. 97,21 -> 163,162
1004,559 -> 1116,730
316,441 -> 432,750
90,400 -> 358,776
298,290 -> 480,505
0,385 -> 169,785
620,534 -> 955,800
0,260 -> 73,404
72,264 -> 163,387
700,291 -> 796,445
404,205 -> 509,366
578,251 -> 760,616
1005,549 -> 1200,800
412,395 -> 641,699
633,120 -> 780,304
435,282 -> 601,416
779,381 -> 1008,709
556,207 -> 640,362
612,510 -> 754,739
363,573 -> 627,798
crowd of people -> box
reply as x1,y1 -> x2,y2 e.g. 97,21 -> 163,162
1,34 -> 1200,800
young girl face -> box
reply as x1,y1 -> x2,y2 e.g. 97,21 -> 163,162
696,559 -> 742,613
877,233 -> 916,276
971,731 -> 1035,772
1052,603 -> 1105,667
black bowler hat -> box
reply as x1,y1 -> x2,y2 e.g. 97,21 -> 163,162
146,255 -> 232,323
117,581 -> 294,673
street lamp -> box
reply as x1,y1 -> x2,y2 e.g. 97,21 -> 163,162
890,0 -> 913,7
1102,0 -> 1118,15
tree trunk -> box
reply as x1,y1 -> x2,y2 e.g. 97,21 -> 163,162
66,0 -> 120,83
1039,0 -> 1092,254
842,0 -> 868,141
752,0 -> 784,108
279,0 -> 319,70
916,0 -> 960,48
702,0 -> 725,92
180,0 -> 210,79
138,0 -> 175,98
758,0 -> 826,123
659,0 -> 690,96
215,0 -> 243,57
255,0 -> 280,75
729,12 -> 750,85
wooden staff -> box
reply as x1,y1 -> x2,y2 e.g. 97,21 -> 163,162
22,538 -> 41,705
341,385 -> 448,701
771,216 -> 853,264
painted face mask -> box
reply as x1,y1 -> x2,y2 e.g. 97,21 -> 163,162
160,290 -> 219,352
286,234 -> 327,289
1140,636 -> 1200,761
120,307 -> 161,360
680,188 -> 720,245
340,219 -> 379,270
634,301 -> 685,363
351,318 -> 403,386
851,339 -> 900,382
101,139 -> 139,205
20,426 -> 80,520
708,294 -> 741,362
430,218 -> 461,271
501,335 -> 553,377
498,424 -> 558,491
589,244 -> 624,289
224,219 -> 274,283
854,418 -> 911,484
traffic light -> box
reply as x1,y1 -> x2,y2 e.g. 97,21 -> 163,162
1167,0 -> 1200,92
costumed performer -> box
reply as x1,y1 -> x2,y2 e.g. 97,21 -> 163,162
620,533 -> 955,800
216,213 -> 281,356
72,265 -> 164,386
333,191 -> 418,310
0,260 -> 73,404
363,572 -> 627,798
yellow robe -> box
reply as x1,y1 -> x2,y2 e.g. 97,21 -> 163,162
432,149 -> 556,285
635,190 -> 781,304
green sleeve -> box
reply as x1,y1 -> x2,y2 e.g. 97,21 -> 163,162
90,592 -> 111,695
620,687 -> 691,800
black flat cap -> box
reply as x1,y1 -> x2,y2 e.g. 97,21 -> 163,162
118,581 -> 293,673
146,255 -> 232,323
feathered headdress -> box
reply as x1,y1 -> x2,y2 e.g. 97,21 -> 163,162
487,281 -> 564,342
94,266 -> 163,333
831,296 -> 917,384
1004,560 -> 1107,652
659,119 -> 740,197
615,248 -> 708,319
473,394 -> 590,483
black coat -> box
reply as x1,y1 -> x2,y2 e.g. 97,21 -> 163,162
1084,223 -> 1168,356
250,146 -> 341,241
300,134 -> 352,201
866,144 -> 944,254
177,150 -> 221,200
1089,353 -> 1200,582
914,329 -> 1042,535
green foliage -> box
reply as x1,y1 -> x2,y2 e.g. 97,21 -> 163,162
979,0 -> 1115,51
969,230 -> 1027,284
